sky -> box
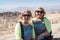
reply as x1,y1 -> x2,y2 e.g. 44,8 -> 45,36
0,0 -> 60,12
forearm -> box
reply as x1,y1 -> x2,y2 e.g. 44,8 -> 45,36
41,31 -> 49,36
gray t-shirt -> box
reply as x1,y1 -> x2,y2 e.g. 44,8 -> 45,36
22,24 -> 32,40
33,21 -> 46,36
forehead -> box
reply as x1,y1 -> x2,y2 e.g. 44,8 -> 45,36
23,13 -> 28,14
36,9 -> 43,11
23,12 -> 31,15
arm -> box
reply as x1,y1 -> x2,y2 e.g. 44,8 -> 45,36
15,23 -> 23,40
31,23 -> 36,40
43,17 -> 51,33
40,31 -> 49,36
32,26 -> 35,38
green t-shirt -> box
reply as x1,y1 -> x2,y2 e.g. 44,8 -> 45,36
15,22 -> 35,40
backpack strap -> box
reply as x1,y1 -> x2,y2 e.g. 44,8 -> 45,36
19,22 -> 24,39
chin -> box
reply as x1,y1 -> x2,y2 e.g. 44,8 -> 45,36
25,20 -> 28,21
37,16 -> 40,18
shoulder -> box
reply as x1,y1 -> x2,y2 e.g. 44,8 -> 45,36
43,17 -> 51,25
43,17 -> 48,19
16,22 -> 20,25
43,17 -> 49,21
15,21 -> 21,28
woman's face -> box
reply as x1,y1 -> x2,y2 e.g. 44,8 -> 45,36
22,13 -> 31,22
35,10 -> 44,19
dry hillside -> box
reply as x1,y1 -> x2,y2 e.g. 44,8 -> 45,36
0,11 -> 60,40
0,12 -> 21,37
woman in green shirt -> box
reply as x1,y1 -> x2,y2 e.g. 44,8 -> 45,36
15,10 -> 35,40
32,7 -> 52,40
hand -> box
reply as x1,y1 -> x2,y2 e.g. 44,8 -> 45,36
35,35 -> 42,40
41,31 -> 49,36
35,32 -> 49,40
32,38 -> 35,40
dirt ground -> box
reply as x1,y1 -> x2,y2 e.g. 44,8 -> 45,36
0,13 -> 60,40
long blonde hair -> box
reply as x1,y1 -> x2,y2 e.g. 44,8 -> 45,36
34,7 -> 46,18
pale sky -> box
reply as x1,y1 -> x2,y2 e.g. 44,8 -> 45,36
0,0 -> 60,9
0,0 -> 60,12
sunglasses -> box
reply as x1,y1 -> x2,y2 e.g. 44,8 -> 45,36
22,14 -> 31,17
36,11 -> 44,14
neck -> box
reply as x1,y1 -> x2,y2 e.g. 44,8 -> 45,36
36,17 -> 41,19
22,21 -> 29,25
24,21 -> 29,24
36,17 -> 42,21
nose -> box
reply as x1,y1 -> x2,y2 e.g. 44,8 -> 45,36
38,12 -> 41,15
25,16 -> 28,18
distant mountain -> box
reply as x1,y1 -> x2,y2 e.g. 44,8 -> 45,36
8,6 -> 60,13
10,7 -> 36,13
0,6 -> 60,13
0,8 -> 11,13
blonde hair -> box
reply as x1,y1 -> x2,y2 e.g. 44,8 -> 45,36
20,10 -> 32,20
34,7 -> 46,18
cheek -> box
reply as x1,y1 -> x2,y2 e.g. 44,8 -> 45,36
22,17 -> 25,20
41,14 -> 44,16
35,13 -> 38,15
39,14 -> 44,18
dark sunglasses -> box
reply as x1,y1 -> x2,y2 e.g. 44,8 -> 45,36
22,14 -> 31,17
36,11 -> 44,14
